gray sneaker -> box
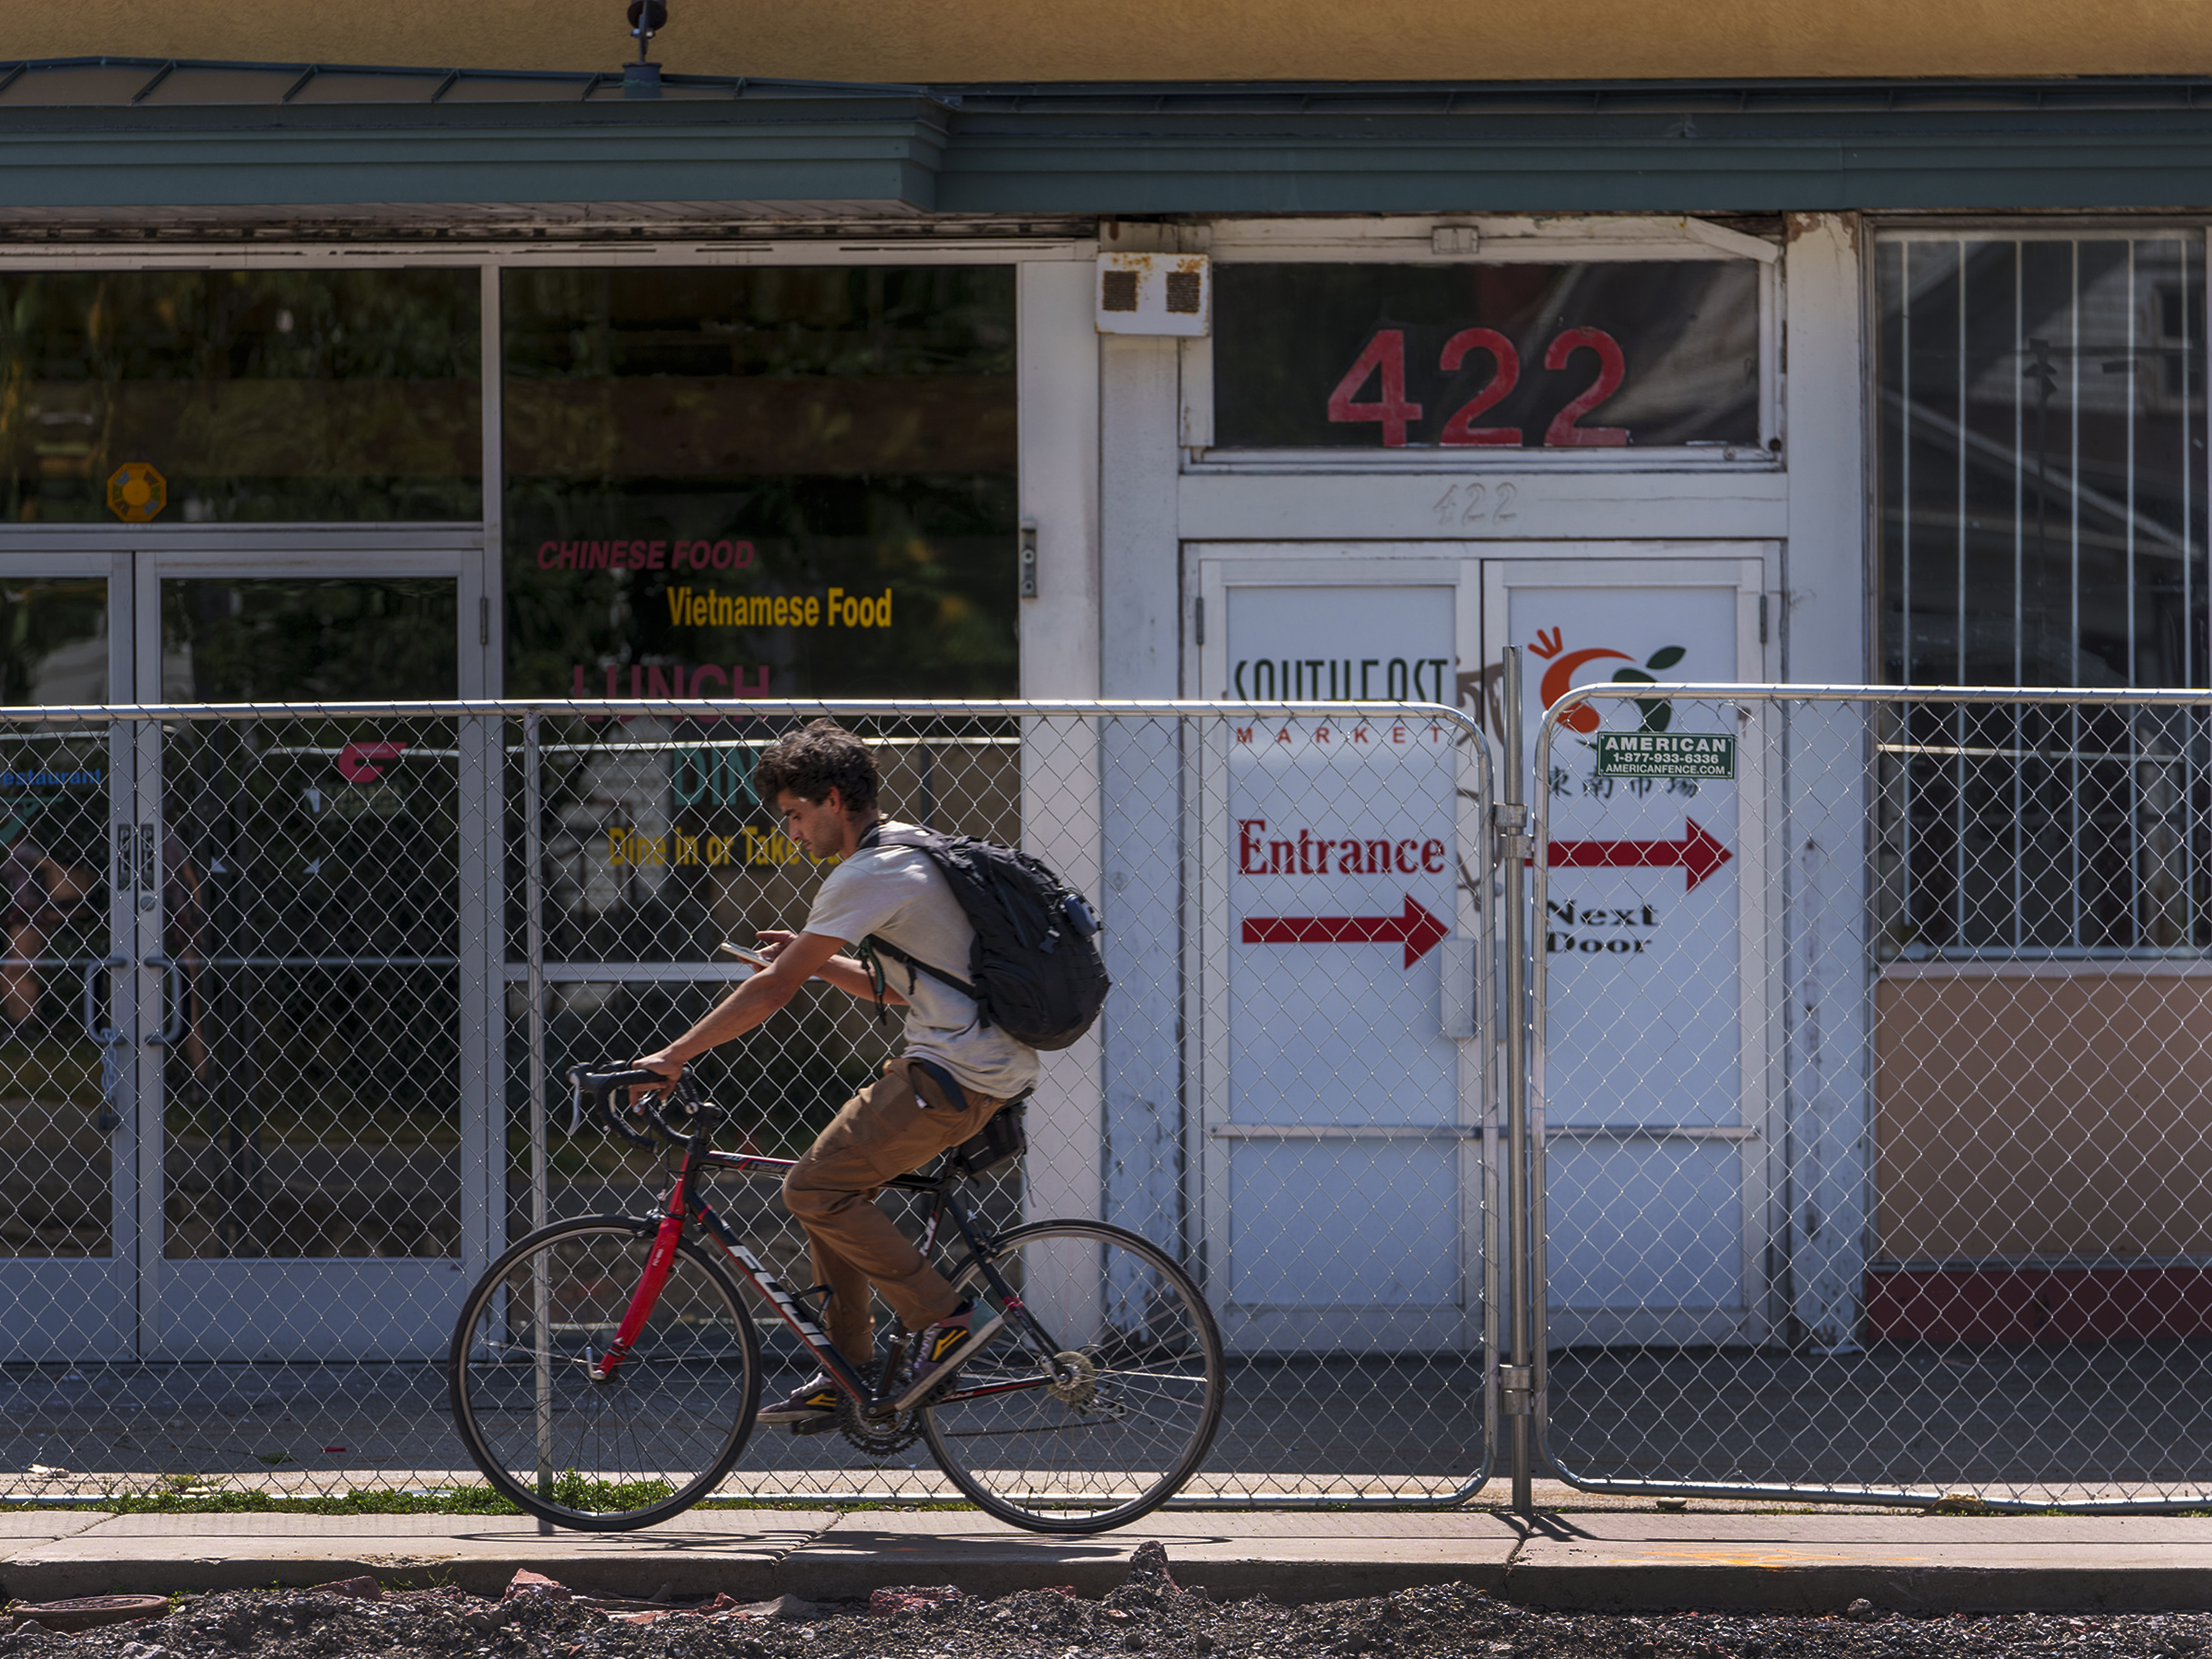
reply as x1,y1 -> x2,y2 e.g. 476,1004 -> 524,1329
755,1372 -> 841,1430
894,1300 -> 1005,1410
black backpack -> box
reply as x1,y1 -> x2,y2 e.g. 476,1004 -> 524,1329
853,824 -> 1111,1053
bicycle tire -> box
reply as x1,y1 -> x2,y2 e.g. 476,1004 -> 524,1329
447,1216 -> 761,1531
920,1218 -> 1225,1533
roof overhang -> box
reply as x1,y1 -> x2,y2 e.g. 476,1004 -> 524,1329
0,90 -> 953,219
8,61 -> 2212,222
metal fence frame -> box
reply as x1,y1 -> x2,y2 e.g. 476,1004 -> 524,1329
1530,678 -> 2212,1514
0,695 -> 1500,1511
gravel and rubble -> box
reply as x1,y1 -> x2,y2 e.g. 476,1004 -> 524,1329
6,1544 -> 2212,1659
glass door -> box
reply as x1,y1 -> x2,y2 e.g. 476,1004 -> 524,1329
0,559 -> 140,1361
136,557 -> 489,1361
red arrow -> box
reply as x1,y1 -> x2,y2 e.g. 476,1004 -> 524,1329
1539,817 -> 1734,892
1241,894 -> 1452,969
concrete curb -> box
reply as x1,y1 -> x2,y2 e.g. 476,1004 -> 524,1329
1500,1513 -> 2212,1613
5,1511 -> 2212,1614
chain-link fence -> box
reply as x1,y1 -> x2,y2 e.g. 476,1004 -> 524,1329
1531,682 -> 2212,1511
1,697 -> 1496,1508
20,681 -> 2212,1516
0,705 -> 496,1503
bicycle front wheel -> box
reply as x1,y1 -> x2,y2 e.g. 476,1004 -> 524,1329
447,1217 -> 761,1531
921,1219 -> 1225,1532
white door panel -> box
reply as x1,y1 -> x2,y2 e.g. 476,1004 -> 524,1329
1485,548 -> 1773,1348
1190,546 -> 1485,1355
135,546 -> 488,1362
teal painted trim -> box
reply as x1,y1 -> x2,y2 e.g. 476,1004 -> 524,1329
936,104 -> 2212,212
938,129 -> 2212,214
0,101 -> 949,212
6,90 -> 2212,214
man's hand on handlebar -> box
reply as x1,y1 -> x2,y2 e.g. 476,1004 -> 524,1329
571,1065 -> 702,1149
627,1051 -> 684,1094
619,932 -> 868,1109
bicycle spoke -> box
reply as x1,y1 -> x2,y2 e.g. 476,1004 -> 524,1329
449,1218 -> 760,1531
922,1220 -> 1224,1532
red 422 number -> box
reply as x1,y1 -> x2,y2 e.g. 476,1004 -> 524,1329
1325,325 -> 1628,448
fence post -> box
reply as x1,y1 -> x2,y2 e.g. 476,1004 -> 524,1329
1496,650 -> 1534,1516
524,711 -> 548,1238
522,712 -> 556,1524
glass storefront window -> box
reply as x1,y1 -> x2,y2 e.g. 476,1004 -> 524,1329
160,578 -> 458,703
0,269 -> 481,524
500,266 -> 1019,1199
501,265 -> 1018,702
1211,261 -> 1762,451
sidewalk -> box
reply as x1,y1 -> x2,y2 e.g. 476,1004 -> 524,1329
6,1488 -> 2212,1613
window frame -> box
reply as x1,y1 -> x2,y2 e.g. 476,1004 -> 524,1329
1182,214 -> 1782,473
1867,220 -> 2212,964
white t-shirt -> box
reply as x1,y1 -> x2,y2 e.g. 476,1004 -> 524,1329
801,820 -> 1041,1100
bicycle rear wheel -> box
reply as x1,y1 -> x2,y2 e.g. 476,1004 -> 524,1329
447,1217 -> 760,1530
921,1219 -> 1225,1532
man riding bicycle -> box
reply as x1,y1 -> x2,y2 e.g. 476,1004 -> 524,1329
633,719 -> 1038,1431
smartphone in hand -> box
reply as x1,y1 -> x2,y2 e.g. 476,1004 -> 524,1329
716,941 -> 773,971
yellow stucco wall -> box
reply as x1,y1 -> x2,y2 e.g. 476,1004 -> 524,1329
15,0 -> 2212,84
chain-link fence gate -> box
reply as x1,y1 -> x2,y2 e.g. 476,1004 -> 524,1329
0,704 -> 499,1504
1,697 -> 1496,1508
1530,679 -> 2212,1512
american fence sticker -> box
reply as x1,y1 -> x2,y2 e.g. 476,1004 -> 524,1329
1594,732 -> 1736,780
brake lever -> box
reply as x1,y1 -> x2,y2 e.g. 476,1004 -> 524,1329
644,1075 -> 711,1145
571,1066 -> 662,1152
603,1089 -> 660,1152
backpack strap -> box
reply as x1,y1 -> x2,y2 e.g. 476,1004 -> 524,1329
864,933 -> 981,1003
852,821 -> 985,1019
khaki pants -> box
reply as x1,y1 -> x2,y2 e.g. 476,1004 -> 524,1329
781,1057 -> 1006,1360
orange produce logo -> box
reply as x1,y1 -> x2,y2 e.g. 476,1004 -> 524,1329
1528,627 -> 1685,734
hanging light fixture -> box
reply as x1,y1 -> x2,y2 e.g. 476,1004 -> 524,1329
623,0 -> 667,98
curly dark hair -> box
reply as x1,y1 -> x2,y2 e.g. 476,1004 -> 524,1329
754,718 -> 879,815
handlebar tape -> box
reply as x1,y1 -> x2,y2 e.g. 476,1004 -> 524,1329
571,1066 -> 680,1150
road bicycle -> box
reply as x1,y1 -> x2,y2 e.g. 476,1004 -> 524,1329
447,1065 -> 1225,1534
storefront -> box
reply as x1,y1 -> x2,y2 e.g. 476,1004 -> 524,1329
0,240 -> 1056,1360
1,53 -> 2209,1375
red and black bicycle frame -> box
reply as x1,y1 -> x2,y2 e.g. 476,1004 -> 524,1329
590,1112 -> 1063,1417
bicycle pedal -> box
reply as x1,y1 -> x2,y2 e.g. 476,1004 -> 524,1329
788,1415 -> 839,1437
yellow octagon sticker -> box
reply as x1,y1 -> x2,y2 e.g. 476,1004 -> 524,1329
106,463 -> 167,524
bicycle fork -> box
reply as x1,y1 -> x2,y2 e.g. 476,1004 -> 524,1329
591,1213 -> 687,1382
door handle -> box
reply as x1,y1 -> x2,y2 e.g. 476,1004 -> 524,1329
80,955 -> 127,1047
81,956 -> 128,1135
142,955 -> 187,1046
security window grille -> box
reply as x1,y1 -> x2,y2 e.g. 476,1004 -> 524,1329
1876,234 -> 2210,958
